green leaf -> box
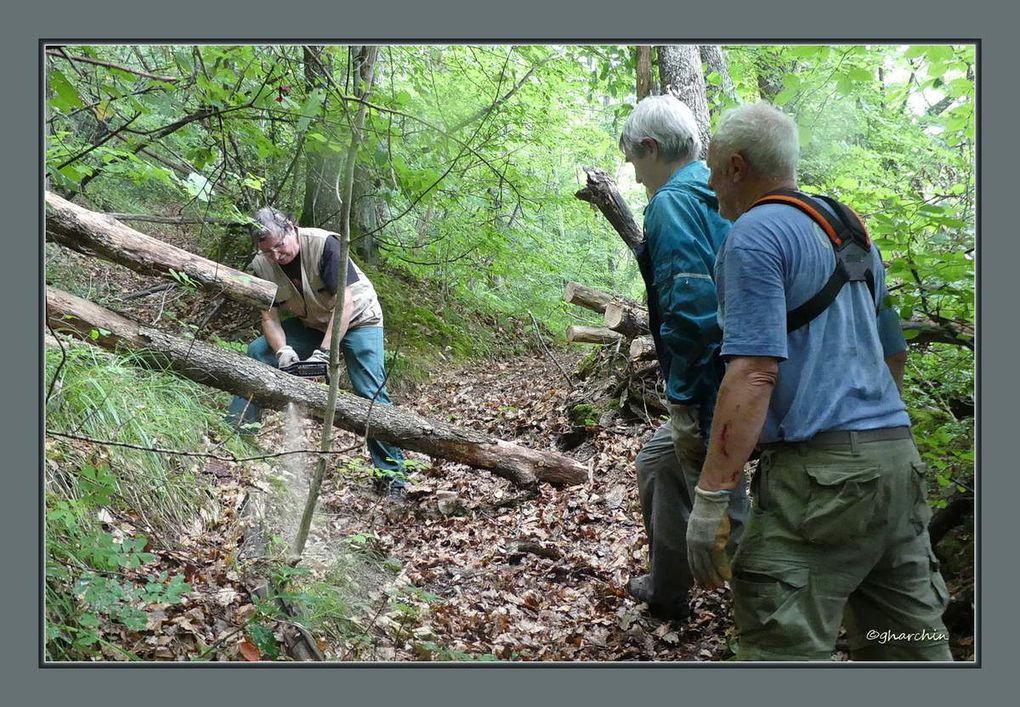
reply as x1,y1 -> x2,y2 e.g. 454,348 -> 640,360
848,67 -> 873,82
242,174 -> 266,191
181,172 -> 213,202
49,69 -> 83,112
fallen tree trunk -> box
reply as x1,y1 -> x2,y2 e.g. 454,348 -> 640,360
575,167 -> 644,251
604,301 -> 650,338
45,191 -> 277,311
46,287 -> 588,488
566,326 -> 622,345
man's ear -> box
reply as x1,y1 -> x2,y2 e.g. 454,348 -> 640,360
641,136 -> 659,157
730,153 -> 750,182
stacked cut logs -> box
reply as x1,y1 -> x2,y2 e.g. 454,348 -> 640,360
563,280 -> 653,362
560,280 -> 666,432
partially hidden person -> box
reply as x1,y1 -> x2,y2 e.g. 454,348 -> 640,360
619,95 -> 750,622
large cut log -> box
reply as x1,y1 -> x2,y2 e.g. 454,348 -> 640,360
604,301 -> 650,338
46,287 -> 588,488
45,192 -> 277,311
574,167 -> 644,251
566,325 -> 622,345
629,335 -> 656,361
563,281 -> 642,315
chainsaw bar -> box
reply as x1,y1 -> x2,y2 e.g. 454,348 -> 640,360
281,360 -> 329,379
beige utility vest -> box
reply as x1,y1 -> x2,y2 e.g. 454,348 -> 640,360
251,228 -> 383,331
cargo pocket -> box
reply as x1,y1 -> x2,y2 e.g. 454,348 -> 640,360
801,465 -> 881,544
732,558 -> 810,650
910,460 -> 933,534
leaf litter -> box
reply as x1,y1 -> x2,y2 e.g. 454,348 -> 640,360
60,347 -> 735,661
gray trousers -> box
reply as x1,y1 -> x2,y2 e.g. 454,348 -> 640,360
636,404 -> 750,611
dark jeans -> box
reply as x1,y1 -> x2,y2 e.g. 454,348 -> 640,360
226,319 -> 406,482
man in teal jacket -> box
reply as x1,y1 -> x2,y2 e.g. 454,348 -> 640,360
620,95 -> 749,621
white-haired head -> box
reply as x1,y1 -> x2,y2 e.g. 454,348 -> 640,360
619,94 -> 701,164
711,102 -> 799,181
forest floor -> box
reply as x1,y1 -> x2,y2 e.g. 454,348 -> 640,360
48,331 -> 975,662
276,349 -> 737,662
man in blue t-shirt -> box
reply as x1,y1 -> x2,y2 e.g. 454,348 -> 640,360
619,95 -> 749,622
685,102 -> 951,660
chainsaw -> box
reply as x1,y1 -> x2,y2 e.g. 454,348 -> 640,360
281,360 -> 331,383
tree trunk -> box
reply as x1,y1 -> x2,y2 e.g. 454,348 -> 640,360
348,46 -> 386,266
563,281 -> 640,315
566,326 -> 622,345
45,192 -> 277,311
351,164 -> 381,265
929,492 -> 973,548
604,301 -> 650,338
300,45 -> 344,231
575,167 -> 644,251
656,45 -> 710,159
698,45 -> 736,116
46,287 -> 587,489
636,46 -> 654,100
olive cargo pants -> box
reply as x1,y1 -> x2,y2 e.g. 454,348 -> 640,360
732,434 -> 953,661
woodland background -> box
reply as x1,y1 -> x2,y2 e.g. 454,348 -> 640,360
43,44 -> 975,661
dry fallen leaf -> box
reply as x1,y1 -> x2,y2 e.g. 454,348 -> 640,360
238,640 -> 261,661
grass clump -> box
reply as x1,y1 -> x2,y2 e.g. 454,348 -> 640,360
44,340 -> 255,660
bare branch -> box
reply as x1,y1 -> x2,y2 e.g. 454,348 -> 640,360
46,49 -> 179,82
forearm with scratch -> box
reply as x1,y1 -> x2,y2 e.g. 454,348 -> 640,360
698,357 -> 778,491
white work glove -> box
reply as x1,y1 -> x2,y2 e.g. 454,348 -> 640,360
275,345 -> 300,368
305,348 -> 330,364
686,486 -> 733,590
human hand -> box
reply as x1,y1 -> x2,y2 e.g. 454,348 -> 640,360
686,486 -> 733,589
275,345 -> 300,368
305,348 -> 330,365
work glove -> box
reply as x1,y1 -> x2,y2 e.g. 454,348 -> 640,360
275,345 -> 300,368
305,348 -> 330,364
686,486 -> 733,590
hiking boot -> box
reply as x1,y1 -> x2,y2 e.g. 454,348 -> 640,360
372,475 -> 407,502
648,600 -> 691,623
625,574 -> 690,623
626,574 -> 654,603
386,484 -> 407,503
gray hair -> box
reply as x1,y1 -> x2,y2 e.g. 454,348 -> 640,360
711,103 -> 799,181
250,206 -> 294,242
619,94 -> 701,163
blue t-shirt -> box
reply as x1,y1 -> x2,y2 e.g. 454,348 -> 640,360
642,161 -> 731,422
715,201 -> 909,443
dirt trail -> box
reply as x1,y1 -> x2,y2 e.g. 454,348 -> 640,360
298,350 -> 734,661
